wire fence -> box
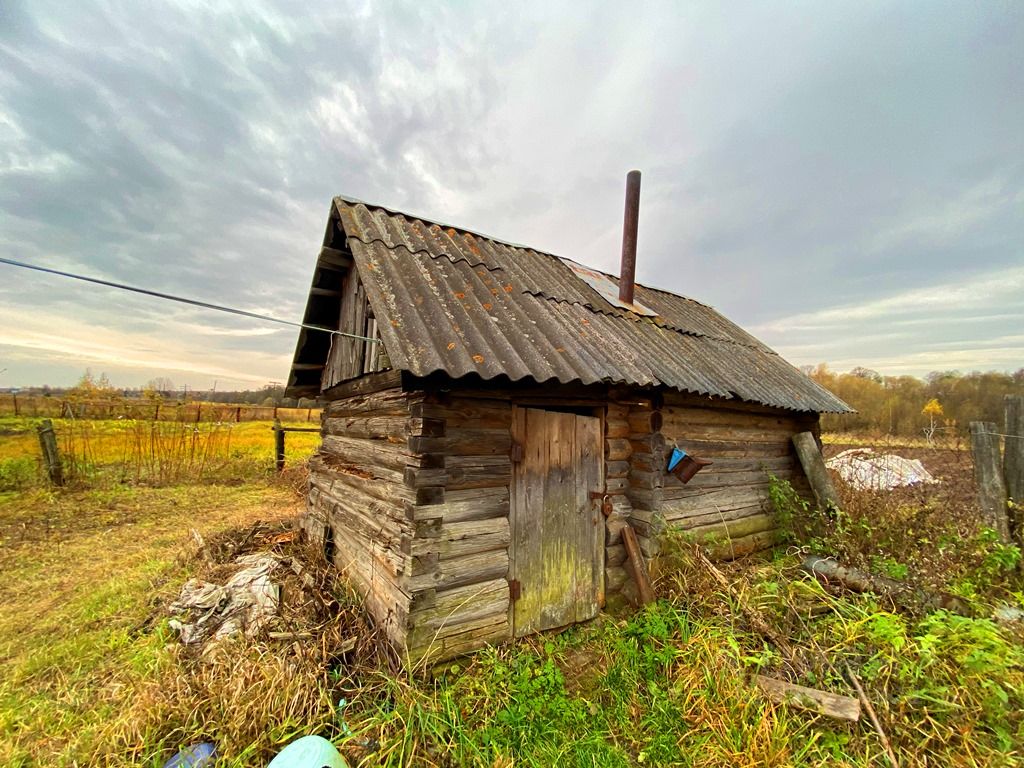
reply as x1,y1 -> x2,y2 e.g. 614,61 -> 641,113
0,394 -> 320,424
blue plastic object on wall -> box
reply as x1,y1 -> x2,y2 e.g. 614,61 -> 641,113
667,446 -> 687,472
162,743 -> 216,768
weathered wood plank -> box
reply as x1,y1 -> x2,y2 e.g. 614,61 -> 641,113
325,386 -> 409,418
577,412 -> 604,616
622,523 -> 655,605
755,676 -> 861,722
606,459 -> 630,478
409,428 -> 511,456
320,434 -> 420,474
309,455 -> 415,506
321,368 -> 404,401
660,487 -> 771,516
410,518 -> 510,558
661,406 -> 802,432
686,512 -> 774,542
414,487 -> 510,524
408,549 -> 510,592
409,612 -> 510,662
793,432 -> 841,512
445,455 -> 512,490
606,437 -> 632,461
606,420 -> 630,439
407,578 -> 510,636
411,399 -> 512,429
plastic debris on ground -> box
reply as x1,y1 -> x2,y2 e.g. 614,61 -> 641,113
826,448 -> 938,491
169,553 -> 281,646
162,742 -> 217,768
267,735 -> 348,767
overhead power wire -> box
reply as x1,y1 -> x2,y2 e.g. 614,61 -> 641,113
0,256 -> 380,343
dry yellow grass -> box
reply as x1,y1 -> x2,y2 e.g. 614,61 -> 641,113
0,481 -> 303,766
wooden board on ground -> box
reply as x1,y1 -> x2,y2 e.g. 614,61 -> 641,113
755,675 -> 861,722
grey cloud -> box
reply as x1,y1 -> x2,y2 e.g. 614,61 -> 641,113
1,0 -> 1021,387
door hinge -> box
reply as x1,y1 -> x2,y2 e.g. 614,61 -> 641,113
510,441 -> 524,463
509,579 -> 521,601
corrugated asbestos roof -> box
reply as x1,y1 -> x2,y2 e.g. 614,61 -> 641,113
306,196 -> 850,413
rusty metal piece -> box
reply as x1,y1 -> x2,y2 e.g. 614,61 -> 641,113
563,258 -> 657,316
619,170 -> 641,305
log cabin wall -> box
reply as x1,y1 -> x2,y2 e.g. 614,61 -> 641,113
603,399 -> 641,602
628,392 -> 818,561
303,375 -> 436,649
303,373 -> 820,661
404,391 -> 514,662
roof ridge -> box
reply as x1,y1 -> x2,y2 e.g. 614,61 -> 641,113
333,196 -> 704,305
341,231 -> 507,273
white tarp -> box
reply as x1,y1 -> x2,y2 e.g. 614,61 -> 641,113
169,553 -> 280,645
826,448 -> 938,491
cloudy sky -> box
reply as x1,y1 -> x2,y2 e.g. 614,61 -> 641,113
1,0 -> 1021,390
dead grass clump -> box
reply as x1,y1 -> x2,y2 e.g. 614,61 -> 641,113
95,522 -> 392,766
813,444 -> 1023,603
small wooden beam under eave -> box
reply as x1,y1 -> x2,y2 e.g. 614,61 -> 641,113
285,384 -> 320,399
318,246 -> 352,269
309,287 -> 343,298
291,363 -> 327,371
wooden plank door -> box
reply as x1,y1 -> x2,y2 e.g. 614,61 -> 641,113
510,407 -> 603,637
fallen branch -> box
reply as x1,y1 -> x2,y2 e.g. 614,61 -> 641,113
845,663 -> 899,768
800,555 -> 972,617
784,588 -> 900,768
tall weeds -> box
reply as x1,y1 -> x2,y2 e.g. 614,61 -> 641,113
57,419 -> 248,487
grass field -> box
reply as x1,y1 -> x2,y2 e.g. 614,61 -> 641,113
2,422 -> 1022,765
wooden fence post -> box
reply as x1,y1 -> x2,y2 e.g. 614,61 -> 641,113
970,421 -> 1009,542
792,431 -> 842,512
273,418 -> 285,472
1006,396 -> 1023,504
37,419 -> 64,486
12,393 -> 19,417
1005,397 -> 1024,544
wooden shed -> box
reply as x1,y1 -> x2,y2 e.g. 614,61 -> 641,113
285,188 -> 850,662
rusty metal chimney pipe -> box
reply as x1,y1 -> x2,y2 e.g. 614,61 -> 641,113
619,170 -> 641,305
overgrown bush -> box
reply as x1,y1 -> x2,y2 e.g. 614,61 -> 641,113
0,457 -> 37,492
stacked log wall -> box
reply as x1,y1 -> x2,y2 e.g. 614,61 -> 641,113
305,383 -> 438,648
604,400 -> 638,599
404,392 -> 514,662
631,393 -> 818,560
623,397 -> 666,572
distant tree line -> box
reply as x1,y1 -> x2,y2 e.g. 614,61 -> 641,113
4,371 -> 318,408
807,365 -> 1024,438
